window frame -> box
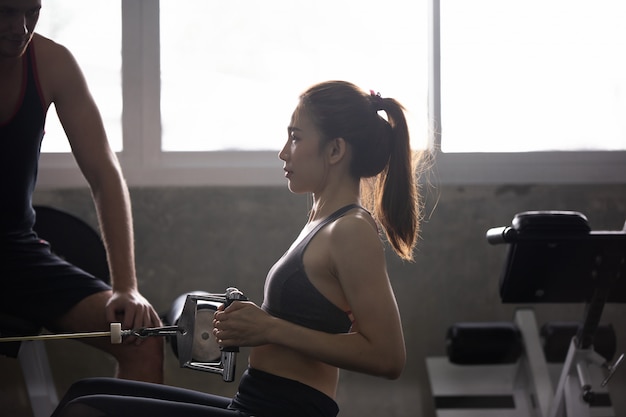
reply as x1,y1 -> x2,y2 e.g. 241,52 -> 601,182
36,0 -> 626,189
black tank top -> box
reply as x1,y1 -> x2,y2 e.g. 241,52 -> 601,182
261,204 -> 361,334
0,43 -> 46,237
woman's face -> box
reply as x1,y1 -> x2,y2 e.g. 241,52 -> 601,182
278,105 -> 329,194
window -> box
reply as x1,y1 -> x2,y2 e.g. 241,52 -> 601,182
437,0 -> 626,153
36,0 -> 122,152
159,0 -> 428,151
35,0 -> 625,187
426,0 -> 626,184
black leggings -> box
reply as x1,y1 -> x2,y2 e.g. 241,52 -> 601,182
51,378 -> 246,417
52,369 -> 339,417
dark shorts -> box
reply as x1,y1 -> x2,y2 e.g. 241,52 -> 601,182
0,234 -> 111,326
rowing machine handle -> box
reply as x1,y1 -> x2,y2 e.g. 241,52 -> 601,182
221,288 -> 248,382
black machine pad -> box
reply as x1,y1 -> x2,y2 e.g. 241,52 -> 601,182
487,211 -> 626,303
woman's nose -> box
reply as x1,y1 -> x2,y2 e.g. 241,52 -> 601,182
278,143 -> 288,161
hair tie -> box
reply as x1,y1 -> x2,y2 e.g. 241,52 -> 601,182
369,90 -> 384,111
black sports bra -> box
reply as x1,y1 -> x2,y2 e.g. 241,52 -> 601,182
261,204 -> 362,333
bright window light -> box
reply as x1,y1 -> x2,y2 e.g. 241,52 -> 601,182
439,0 -> 626,153
160,0 -> 428,151
35,0 -> 122,153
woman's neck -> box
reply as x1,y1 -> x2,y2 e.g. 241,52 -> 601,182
308,187 -> 360,223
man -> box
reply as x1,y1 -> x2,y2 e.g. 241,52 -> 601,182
0,0 -> 163,382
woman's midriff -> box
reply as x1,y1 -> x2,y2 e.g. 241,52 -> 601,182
249,344 -> 339,399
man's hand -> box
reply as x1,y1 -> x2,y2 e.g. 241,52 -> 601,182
105,289 -> 162,345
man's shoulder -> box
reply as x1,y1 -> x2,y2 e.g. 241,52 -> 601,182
31,33 -> 73,64
30,34 -> 81,96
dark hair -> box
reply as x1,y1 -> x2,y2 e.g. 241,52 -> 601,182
299,80 -> 425,261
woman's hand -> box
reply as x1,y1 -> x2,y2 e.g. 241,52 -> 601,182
212,301 -> 274,348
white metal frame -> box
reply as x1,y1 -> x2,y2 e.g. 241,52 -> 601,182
426,309 -> 617,417
18,341 -> 59,417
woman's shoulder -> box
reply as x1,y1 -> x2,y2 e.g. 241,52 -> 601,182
324,208 -> 387,279
328,208 -> 380,246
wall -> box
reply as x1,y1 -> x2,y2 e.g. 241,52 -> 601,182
1,184 -> 625,416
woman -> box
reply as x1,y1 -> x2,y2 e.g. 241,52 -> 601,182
51,80 -> 428,417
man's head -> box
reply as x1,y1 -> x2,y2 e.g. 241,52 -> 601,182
0,0 -> 41,59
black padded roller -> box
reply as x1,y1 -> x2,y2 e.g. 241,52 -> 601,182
541,321 -> 616,363
446,322 -> 522,365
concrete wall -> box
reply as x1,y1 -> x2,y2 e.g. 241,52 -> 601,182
1,184 -> 625,416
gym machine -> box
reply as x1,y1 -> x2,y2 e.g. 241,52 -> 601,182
426,211 -> 625,417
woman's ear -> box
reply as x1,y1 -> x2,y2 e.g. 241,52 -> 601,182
327,137 -> 347,165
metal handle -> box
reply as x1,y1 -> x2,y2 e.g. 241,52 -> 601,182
176,287 -> 247,382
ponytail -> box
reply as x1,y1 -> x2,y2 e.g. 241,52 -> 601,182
300,81 -> 427,260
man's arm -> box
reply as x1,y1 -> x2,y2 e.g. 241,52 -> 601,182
42,36 -> 161,331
